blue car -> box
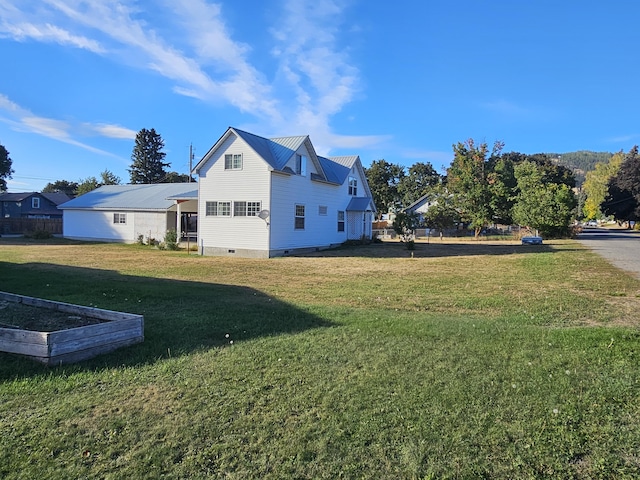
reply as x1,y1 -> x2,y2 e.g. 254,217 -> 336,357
521,236 -> 543,245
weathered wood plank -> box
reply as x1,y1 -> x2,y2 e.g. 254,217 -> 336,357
0,291 -> 144,365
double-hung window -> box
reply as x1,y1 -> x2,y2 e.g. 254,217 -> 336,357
205,201 -> 231,216
348,176 -> 358,195
294,204 -> 305,230
337,211 -> 345,232
224,153 -> 243,170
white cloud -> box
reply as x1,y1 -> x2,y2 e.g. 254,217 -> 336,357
0,93 -> 124,157
1,21 -> 104,52
0,1 -> 386,155
90,124 -> 137,139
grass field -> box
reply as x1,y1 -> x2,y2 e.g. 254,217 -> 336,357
1,238 -> 639,479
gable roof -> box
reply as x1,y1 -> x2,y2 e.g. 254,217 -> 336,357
58,184 -> 197,211
195,127 -> 335,182
0,191 -> 70,205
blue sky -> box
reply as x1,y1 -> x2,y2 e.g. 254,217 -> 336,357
1,0 -> 639,192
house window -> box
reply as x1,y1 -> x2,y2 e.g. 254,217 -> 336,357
295,204 -> 305,230
338,211 -> 345,232
32,197 -> 40,209
205,201 -> 231,216
295,154 -> 307,176
247,202 -> 261,216
348,176 -> 358,196
113,213 -> 126,224
319,205 -> 328,216
234,201 -> 247,217
232,201 -> 261,217
224,153 -> 243,170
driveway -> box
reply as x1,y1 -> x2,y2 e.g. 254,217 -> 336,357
576,227 -> 640,279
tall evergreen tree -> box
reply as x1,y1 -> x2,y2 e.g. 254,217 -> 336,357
129,128 -> 170,184
0,143 -> 14,192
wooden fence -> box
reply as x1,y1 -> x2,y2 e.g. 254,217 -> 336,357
0,218 -> 62,235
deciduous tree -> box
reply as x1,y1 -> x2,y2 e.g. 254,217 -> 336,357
582,151 -> 623,220
42,180 -> 78,196
512,161 -> 576,237
0,143 -> 14,192
364,159 -> 405,219
447,139 -> 504,237
603,146 -> 640,225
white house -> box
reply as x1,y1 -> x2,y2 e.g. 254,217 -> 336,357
404,194 -> 435,224
59,183 -> 198,243
194,127 -> 376,257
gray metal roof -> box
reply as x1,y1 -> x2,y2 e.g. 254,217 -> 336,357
58,184 -> 197,211
346,197 -> 376,212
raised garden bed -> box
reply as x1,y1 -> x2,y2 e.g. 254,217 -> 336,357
0,291 -> 144,365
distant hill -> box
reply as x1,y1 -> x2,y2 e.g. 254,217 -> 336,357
546,151 -> 614,185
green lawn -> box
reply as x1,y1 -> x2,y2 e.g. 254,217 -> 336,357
0,239 -> 639,479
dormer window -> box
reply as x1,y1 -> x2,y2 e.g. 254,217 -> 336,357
348,176 -> 358,196
32,197 -> 40,209
224,153 -> 243,170
295,154 -> 307,176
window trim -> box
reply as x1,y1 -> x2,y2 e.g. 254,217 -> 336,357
205,201 -> 231,217
224,153 -> 243,170
337,210 -> 345,232
294,204 -> 305,230
348,176 -> 358,196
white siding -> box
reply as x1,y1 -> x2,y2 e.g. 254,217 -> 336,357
63,210 -> 135,242
197,133 -> 271,254
270,173 -> 348,250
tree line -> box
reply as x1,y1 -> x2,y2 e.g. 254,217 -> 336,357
365,139 -> 578,238
0,128 -> 192,197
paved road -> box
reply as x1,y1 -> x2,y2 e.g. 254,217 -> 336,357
576,227 -> 640,279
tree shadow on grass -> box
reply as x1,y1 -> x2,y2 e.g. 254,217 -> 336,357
299,240 -> 565,259
0,262 -> 332,380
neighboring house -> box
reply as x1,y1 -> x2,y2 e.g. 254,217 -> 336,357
404,194 -> 435,224
59,184 -> 198,243
0,192 -> 70,219
194,127 -> 376,257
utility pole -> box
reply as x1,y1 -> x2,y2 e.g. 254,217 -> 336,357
188,144 -> 194,182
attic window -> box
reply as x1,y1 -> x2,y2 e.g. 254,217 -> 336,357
348,176 -> 358,196
295,154 -> 307,176
224,153 -> 243,170
32,197 -> 40,209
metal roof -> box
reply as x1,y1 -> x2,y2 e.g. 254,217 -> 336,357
58,184 -> 197,211
346,197 -> 376,212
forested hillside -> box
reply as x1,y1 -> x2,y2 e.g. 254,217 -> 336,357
546,151 -> 614,185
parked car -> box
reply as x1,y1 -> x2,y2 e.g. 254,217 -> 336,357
521,236 -> 543,245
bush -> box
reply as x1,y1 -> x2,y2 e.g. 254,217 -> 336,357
164,229 -> 179,250
25,230 -> 53,240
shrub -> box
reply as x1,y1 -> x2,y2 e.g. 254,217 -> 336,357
164,229 -> 179,250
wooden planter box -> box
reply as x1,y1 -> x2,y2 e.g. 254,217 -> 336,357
0,292 -> 144,365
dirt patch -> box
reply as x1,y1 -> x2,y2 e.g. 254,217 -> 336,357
0,301 -> 108,332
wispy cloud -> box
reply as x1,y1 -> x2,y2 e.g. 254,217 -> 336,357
0,0 -> 386,153
0,94 -> 125,156
88,123 -> 137,140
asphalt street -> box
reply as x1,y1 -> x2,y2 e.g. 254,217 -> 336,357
576,227 -> 640,279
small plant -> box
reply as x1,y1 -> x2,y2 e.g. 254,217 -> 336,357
164,229 -> 179,250
136,234 -> 145,245
25,230 -> 53,240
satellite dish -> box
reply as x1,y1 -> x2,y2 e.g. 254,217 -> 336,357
258,209 -> 270,220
